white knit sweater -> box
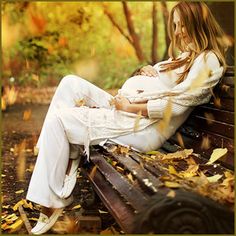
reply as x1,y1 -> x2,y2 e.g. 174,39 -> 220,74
118,51 -> 223,119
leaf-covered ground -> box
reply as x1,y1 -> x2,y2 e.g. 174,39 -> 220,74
2,100 -> 121,234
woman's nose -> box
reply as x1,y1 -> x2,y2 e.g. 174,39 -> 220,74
175,25 -> 181,36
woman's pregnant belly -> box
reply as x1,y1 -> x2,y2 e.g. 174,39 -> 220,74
121,75 -> 169,94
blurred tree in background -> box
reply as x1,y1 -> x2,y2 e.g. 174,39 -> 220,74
2,1 -> 234,90
2,1 -> 176,89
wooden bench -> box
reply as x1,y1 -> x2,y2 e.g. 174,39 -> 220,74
80,66 -> 234,234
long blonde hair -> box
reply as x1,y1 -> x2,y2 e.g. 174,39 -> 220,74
160,2 -> 229,83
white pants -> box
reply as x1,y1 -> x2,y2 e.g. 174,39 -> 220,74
26,75 -> 164,208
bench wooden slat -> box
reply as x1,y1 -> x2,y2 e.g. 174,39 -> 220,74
214,86 -> 234,99
90,152 -> 147,211
170,133 -> 234,169
84,167 -> 135,233
130,152 -> 168,176
173,125 -> 234,153
224,66 -> 234,76
209,98 -> 234,111
110,153 -> 162,194
186,116 -> 234,139
220,76 -> 234,87
192,106 -> 234,124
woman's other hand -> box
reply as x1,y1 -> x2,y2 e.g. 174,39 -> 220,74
140,65 -> 158,77
114,96 -> 130,112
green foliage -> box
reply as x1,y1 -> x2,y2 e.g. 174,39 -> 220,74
2,1 -> 168,89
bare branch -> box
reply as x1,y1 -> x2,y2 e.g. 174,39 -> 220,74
103,7 -> 133,44
122,1 -> 145,62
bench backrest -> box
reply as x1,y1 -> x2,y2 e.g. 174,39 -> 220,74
170,66 -> 234,169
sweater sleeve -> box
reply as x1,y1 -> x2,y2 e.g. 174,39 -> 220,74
147,51 -> 224,119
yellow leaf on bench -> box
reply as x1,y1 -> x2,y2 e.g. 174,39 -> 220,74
164,181 -> 180,188
168,165 -> 178,175
72,204 -> 81,210
206,148 -> 228,165
166,190 -> 176,198
207,174 -> 223,183
162,149 -> 193,160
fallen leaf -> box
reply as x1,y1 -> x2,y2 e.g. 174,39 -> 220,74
106,145 -> 117,153
146,150 -> 159,155
133,110 -> 142,132
168,165 -> 178,175
186,156 -> 197,165
5,86 -> 18,105
221,84 -> 230,92
214,97 -> 221,108
206,148 -> 228,165
204,112 -> 214,124
52,216 -> 78,234
16,140 -> 26,181
127,173 -> 135,183
201,136 -> 211,150
74,98 -> 85,107
34,146 -> 39,156
164,181 -> 181,188
13,199 -> 25,211
23,109 -> 32,121
15,190 -> 24,194
189,67 -> 211,92
116,166 -> 124,173
162,149 -> 193,160
29,218 -> 38,221
181,164 -> 199,178
176,132 -> 185,148
167,190 -> 176,198
58,37 -> 68,47
98,209 -> 108,214
118,145 -> 130,155
89,165 -> 97,180
207,174 -> 223,183
157,99 -> 172,133
32,74 -> 39,82
72,204 -> 81,210
1,97 -> 6,111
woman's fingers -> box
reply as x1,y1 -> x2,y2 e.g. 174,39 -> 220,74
140,65 -> 158,77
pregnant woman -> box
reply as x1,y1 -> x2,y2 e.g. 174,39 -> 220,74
27,2 -> 228,234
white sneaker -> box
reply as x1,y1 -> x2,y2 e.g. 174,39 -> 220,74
60,158 -> 79,199
31,208 -> 64,235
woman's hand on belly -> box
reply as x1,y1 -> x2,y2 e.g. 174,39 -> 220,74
114,95 -> 148,116
140,65 -> 158,77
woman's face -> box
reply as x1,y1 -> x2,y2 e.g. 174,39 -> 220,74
173,10 -> 191,44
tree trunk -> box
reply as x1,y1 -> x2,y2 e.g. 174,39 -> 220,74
103,7 -> 133,45
161,1 -> 170,60
122,1 -> 145,62
151,2 -> 158,64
